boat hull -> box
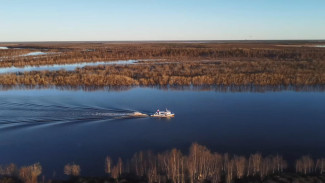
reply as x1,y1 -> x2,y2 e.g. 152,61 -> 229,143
150,114 -> 175,118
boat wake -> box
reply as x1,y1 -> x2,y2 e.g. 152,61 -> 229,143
94,111 -> 148,119
0,99 -> 149,130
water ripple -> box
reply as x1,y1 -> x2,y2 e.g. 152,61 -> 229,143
0,99 -> 148,130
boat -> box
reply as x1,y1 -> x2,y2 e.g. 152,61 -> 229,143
150,109 -> 175,118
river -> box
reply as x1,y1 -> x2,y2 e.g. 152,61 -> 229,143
0,87 -> 325,177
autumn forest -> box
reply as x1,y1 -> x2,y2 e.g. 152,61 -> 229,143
1,143 -> 325,183
0,41 -> 325,87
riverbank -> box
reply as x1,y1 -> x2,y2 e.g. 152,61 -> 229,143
2,174 -> 325,183
1,143 -> 325,183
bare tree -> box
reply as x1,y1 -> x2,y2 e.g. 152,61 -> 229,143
260,157 -> 272,178
249,153 -> 262,176
234,156 -> 246,179
111,157 -> 123,179
316,158 -> 325,174
225,158 -> 235,183
19,163 -> 42,183
117,158 -> 123,176
166,149 -> 183,183
188,143 -> 212,183
105,156 -> 112,174
209,153 -> 223,183
188,143 -> 200,183
272,154 -> 287,173
296,156 -> 314,174
64,163 -> 81,177
0,163 -> 18,177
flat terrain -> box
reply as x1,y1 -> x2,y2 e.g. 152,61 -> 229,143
1,41 -> 325,183
0,41 -> 325,86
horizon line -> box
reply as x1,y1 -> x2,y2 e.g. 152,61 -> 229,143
1,39 -> 325,44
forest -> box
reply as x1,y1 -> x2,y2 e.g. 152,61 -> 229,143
1,42 -> 325,67
1,143 -> 325,183
0,42 -> 325,87
0,60 -> 324,86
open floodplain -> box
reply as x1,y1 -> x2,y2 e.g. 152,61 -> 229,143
1,41 -> 325,182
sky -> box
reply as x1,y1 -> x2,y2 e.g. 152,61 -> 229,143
0,0 -> 324,41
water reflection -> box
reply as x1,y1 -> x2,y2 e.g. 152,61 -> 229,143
0,84 -> 324,92
0,87 -> 325,177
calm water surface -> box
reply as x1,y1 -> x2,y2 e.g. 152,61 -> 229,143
0,87 -> 325,177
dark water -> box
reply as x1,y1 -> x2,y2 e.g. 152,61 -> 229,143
0,87 -> 325,178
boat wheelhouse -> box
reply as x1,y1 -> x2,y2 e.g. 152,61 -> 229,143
151,109 -> 175,118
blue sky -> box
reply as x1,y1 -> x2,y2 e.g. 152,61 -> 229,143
0,0 -> 324,41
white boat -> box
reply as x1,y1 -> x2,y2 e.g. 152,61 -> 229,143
151,109 -> 175,118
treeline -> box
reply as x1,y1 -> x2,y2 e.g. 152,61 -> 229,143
1,143 -> 325,183
0,61 -> 324,86
120,143 -> 288,183
103,143 -> 324,183
1,42 -> 325,67
0,163 -> 42,183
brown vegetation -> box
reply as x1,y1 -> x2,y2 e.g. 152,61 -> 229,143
116,143 -> 289,183
1,42 -> 325,86
296,156 -> 325,175
1,143 -> 325,183
18,163 -> 42,183
0,164 -> 18,177
1,42 -> 325,67
63,163 -> 81,177
0,60 -> 324,86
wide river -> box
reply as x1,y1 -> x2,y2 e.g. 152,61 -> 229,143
0,87 -> 325,178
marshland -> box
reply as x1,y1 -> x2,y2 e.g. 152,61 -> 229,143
2,0 -> 325,182
1,41 -> 325,183
0,41 -> 325,87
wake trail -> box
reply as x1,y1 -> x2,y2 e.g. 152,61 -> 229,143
0,100 -> 149,130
